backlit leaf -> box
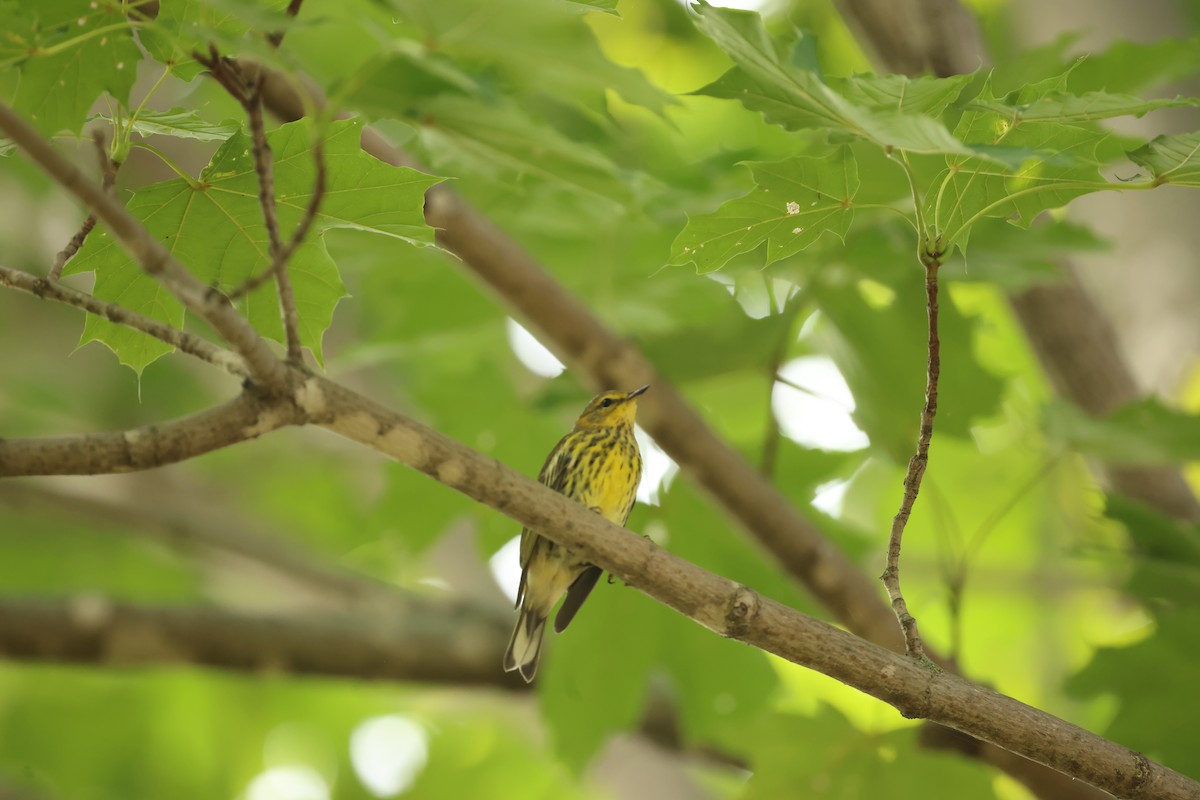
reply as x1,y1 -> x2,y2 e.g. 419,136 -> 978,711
671,148 -> 858,272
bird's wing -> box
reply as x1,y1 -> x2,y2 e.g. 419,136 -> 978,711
554,564 -> 603,633
515,432 -> 577,608
536,431 -> 577,492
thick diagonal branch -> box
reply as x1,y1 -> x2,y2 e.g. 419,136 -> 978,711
1,353 -> 1190,795
254,71 -> 1125,799
256,74 -> 904,654
300,374 -> 1195,800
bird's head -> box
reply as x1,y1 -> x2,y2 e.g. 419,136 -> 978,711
574,385 -> 649,430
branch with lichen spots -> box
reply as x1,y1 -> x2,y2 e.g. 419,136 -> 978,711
0,391 -> 299,477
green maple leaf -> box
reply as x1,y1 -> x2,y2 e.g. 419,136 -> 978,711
67,118 -> 441,374
670,148 -> 859,272
926,78 -> 1200,252
6,0 -> 140,136
826,73 -> 974,117
690,3 -> 990,159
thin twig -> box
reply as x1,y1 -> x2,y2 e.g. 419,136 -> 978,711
245,92 -> 285,255
247,94 -> 304,362
49,131 -> 118,280
881,251 -> 941,660
266,0 -> 305,48
194,45 -> 251,103
197,46 -> 308,363
0,263 -> 248,377
226,135 -> 325,304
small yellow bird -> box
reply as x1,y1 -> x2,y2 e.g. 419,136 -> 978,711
504,385 -> 649,682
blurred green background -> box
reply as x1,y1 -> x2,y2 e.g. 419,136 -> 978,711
1,0 -> 1199,798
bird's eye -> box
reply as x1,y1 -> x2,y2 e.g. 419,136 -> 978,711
600,398 -> 614,408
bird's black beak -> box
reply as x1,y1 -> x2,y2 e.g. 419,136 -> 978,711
626,385 -> 650,400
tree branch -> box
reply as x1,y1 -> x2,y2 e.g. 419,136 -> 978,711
0,318 -> 1189,795
292,374 -> 1196,800
194,50 -> 306,363
831,2 -> 1199,796
0,263 -> 248,378
834,0 -> 984,77
882,256 -> 940,659
0,391 -> 300,477
0,596 -> 523,689
0,101 -> 288,389
226,136 -> 325,307
1010,275 -> 1200,522
253,72 -> 906,655
253,71 -> 1136,798
5,51 -> 1189,800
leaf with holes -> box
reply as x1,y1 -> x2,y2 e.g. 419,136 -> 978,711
671,148 -> 858,272
66,118 -> 441,373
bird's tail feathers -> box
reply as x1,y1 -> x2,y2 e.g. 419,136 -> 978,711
504,606 -> 547,683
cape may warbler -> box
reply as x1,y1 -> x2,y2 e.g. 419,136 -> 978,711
504,385 -> 649,682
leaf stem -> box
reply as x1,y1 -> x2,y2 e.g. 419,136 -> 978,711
932,164 -> 957,241
128,141 -> 202,188
127,63 -> 175,131
50,131 -> 119,280
882,246 -> 942,660
890,150 -> 927,256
